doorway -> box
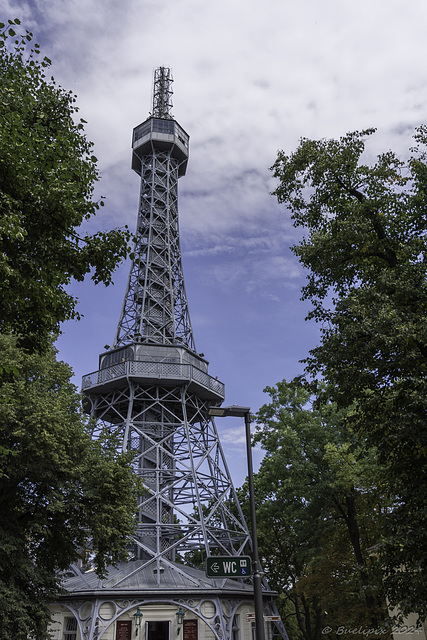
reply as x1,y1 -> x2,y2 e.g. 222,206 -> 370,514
146,620 -> 170,640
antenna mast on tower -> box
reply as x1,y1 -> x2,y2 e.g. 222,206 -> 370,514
152,66 -> 174,118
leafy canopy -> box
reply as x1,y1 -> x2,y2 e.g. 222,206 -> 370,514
251,380 -> 388,640
0,19 -> 138,640
271,126 -> 427,620
0,19 -> 132,350
0,333 -> 140,640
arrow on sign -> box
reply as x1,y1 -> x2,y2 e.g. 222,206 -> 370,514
210,562 -> 220,574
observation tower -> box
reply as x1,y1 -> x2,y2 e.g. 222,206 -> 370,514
50,68 -> 288,640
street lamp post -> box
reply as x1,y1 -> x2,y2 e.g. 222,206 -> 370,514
208,405 -> 265,640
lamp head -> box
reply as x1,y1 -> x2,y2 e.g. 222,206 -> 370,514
133,607 -> 143,635
208,405 -> 251,418
176,607 -> 185,626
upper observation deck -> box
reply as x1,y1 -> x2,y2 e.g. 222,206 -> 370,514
132,116 -> 189,176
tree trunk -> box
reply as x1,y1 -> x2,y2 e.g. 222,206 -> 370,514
344,492 -> 379,627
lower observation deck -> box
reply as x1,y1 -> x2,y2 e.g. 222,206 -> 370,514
82,359 -> 225,402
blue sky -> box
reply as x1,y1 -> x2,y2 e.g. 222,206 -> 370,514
3,0 -> 427,486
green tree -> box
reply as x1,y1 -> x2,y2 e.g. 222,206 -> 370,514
251,380 -> 389,640
0,19 -> 131,351
0,333 -> 140,640
271,127 -> 427,620
0,19 -> 139,640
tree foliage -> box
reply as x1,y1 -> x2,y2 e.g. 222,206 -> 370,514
271,127 -> 427,619
0,19 -> 131,350
0,334 -> 140,640
0,19 -> 139,640
251,381 -> 389,640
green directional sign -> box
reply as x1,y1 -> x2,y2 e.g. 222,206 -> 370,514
206,556 -> 252,578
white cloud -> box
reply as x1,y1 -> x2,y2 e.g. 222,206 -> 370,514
7,0 -> 424,279
8,0 -> 426,256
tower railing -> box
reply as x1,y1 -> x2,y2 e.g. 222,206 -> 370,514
82,360 -> 225,399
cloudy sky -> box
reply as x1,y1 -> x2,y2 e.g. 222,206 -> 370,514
3,0 -> 427,485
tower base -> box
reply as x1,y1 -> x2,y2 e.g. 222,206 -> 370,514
49,559 -> 288,640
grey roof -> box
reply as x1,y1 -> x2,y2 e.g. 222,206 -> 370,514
60,559 -> 266,599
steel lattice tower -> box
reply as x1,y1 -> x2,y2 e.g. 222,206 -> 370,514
56,68 -> 288,640
81,67 -> 250,566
